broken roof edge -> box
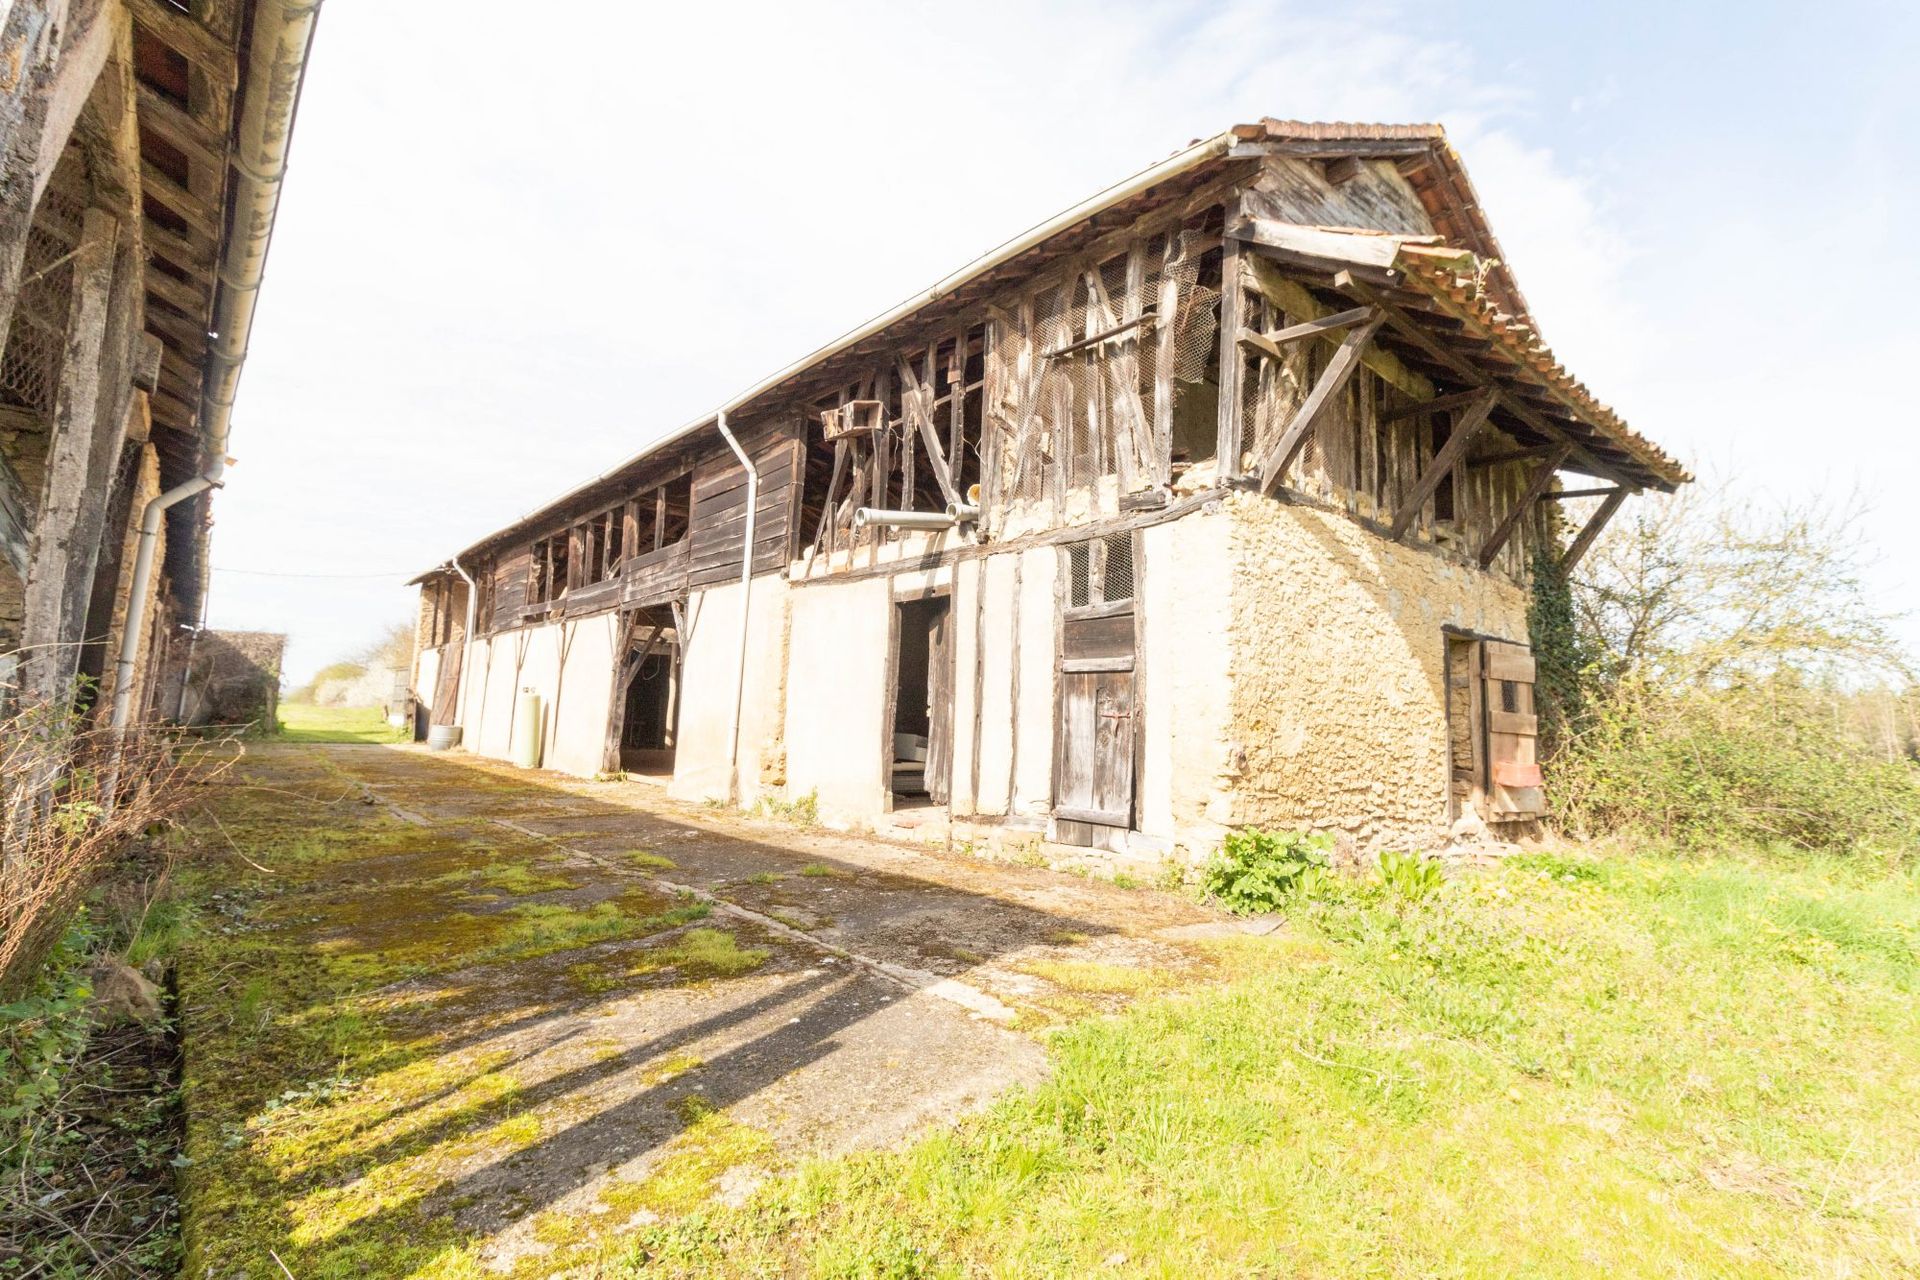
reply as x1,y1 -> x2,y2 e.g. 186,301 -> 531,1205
430,129 -> 1240,571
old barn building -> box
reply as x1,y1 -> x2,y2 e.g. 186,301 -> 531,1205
411,120 -> 1686,858
0,0 -> 316,725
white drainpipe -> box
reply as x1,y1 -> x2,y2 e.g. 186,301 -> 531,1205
713,410 -> 756,807
109,0 -> 321,731
449,554 -> 477,730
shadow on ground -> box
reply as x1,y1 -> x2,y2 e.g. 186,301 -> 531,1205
177,742 -> 1210,1275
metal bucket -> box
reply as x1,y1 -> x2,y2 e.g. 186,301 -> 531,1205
426,724 -> 462,752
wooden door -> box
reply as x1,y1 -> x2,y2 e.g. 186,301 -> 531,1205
1482,639 -> 1544,818
1054,534 -> 1138,847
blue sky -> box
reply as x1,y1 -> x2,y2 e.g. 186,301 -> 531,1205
207,0 -> 1920,681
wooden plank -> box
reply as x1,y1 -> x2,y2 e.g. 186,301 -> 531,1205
1256,310 -> 1385,493
1055,672 -> 1098,818
1539,486 -> 1621,501
1487,709 -> 1537,736
1388,386 -> 1497,540
1062,611 -> 1134,663
139,160 -> 221,238
128,0 -> 238,86
1090,670 -> 1136,824
1237,305 -> 1374,362
1484,646 -> 1536,682
1061,655 -> 1133,674
1561,488 -> 1628,573
0,449 -> 31,578
1379,386 -> 1488,424
1215,236 -> 1246,477
135,81 -> 227,179
1478,443 -> 1571,568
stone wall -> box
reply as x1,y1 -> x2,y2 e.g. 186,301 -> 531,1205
1223,490 -> 1530,851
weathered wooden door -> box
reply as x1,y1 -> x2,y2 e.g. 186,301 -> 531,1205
1482,638 -> 1544,819
924,601 -> 953,804
1054,534 -> 1137,848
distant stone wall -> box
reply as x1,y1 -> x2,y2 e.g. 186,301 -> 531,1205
1223,491 -> 1529,851
173,630 -> 286,728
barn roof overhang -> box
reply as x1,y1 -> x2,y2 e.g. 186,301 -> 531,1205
437,118 -> 1684,568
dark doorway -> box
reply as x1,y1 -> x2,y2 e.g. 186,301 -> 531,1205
889,596 -> 952,804
603,605 -> 680,776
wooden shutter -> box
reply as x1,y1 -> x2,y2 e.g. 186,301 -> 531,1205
1483,639 -> 1544,818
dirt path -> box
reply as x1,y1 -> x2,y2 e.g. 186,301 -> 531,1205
179,743 -> 1214,1274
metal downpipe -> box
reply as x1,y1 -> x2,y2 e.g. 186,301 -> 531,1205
449,555 -> 478,733
714,411 -> 756,807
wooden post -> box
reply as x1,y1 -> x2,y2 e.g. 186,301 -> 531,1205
19,206 -> 122,703
1478,443 -> 1572,569
1151,237 -> 1176,484
1214,238 -> 1246,477
1561,488 -> 1628,572
1388,387 -> 1498,540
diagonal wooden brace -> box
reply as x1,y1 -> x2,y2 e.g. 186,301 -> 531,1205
1478,443 -> 1573,568
1257,309 -> 1385,493
1389,386 -> 1499,540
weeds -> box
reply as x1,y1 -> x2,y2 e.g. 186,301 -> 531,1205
1201,829 -> 1333,915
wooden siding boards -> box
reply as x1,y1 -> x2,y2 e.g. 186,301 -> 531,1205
687,431 -> 803,587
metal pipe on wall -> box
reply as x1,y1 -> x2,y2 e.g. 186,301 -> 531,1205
852,508 -> 956,532
449,555 -> 478,732
714,410 -> 757,807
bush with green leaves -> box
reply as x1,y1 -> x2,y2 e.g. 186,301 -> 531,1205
1202,829 -> 1332,915
0,917 -> 95,1133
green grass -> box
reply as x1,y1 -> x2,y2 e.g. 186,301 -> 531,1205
610,849 -> 1920,1277
277,702 -> 408,744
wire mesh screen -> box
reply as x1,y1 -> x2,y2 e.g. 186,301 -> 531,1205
1100,532 -> 1134,604
0,187 -> 85,416
990,232 -> 1222,522
1067,540 -> 1091,608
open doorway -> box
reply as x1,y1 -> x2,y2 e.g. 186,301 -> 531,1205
605,605 -> 680,777
889,595 -> 951,806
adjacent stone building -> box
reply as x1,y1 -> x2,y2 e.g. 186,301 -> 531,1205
411,121 -> 1686,860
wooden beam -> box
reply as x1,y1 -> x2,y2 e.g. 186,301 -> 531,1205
1379,386 -> 1487,424
1257,310 -> 1385,494
1478,443 -> 1572,569
0,449 -> 32,578
142,264 -> 209,316
896,354 -> 960,507
1466,445 -> 1555,469
1215,236 -> 1247,477
140,159 -> 220,238
127,0 -> 238,88
1237,305 -> 1375,363
1539,486 -> 1622,501
1241,253 -> 1433,401
1562,488 -> 1628,573
1388,387 -> 1497,540
1334,272 -> 1629,488
142,218 -> 215,271
135,81 -> 227,179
